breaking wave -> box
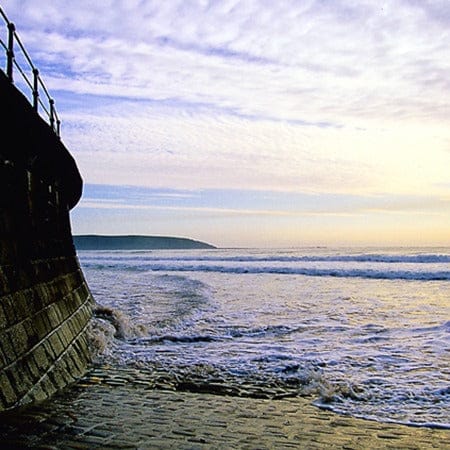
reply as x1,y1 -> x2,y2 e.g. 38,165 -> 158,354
81,252 -> 450,264
79,249 -> 450,281
82,262 -> 450,281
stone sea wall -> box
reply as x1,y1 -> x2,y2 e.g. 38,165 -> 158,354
0,70 -> 94,411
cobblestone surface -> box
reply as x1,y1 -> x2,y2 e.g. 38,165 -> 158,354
0,366 -> 448,449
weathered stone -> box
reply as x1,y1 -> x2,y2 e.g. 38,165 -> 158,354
0,371 -> 16,406
8,322 -> 29,357
0,18 -> 92,415
0,303 -> 8,329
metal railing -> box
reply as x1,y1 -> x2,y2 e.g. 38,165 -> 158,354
0,6 -> 61,137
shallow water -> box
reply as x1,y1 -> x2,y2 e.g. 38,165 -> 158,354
79,247 -> 450,429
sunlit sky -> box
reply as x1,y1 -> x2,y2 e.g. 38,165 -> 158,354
2,1 -> 449,247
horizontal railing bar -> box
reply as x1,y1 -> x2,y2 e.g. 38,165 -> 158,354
0,6 -> 8,23
12,30 -> 35,72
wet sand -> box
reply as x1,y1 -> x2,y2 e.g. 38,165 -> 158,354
1,366 -> 449,449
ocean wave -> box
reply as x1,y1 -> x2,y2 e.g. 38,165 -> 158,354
79,252 -> 450,264
125,324 -> 302,346
313,378 -> 450,430
411,321 -> 450,334
222,324 -> 301,338
137,334 -> 220,344
82,261 -> 450,281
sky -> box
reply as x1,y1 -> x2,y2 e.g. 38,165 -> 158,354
1,0 -> 449,248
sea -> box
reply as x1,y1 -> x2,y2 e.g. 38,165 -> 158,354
78,246 -> 450,430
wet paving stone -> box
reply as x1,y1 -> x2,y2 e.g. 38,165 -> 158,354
0,366 -> 448,449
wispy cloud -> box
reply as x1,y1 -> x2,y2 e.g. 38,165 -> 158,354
61,106 -> 450,198
6,0 -> 449,123
77,184 -> 450,217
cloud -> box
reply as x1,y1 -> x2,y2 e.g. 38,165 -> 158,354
77,184 -> 450,218
59,101 -> 450,199
4,0 -> 449,124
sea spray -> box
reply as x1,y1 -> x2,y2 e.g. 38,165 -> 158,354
86,316 -> 116,359
86,306 -> 333,399
93,305 -> 148,339
86,304 -> 148,361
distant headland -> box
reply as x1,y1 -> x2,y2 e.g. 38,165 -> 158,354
73,235 -> 216,250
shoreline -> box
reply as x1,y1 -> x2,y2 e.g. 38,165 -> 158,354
1,366 -> 448,449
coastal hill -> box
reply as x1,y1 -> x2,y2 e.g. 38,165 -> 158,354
73,235 -> 216,250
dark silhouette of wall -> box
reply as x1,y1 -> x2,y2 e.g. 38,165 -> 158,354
0,70 -> 94,411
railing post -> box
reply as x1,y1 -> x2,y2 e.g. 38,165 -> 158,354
7,22 -> 15,82
32,68 -> 39,112
2,13 -> 62,137
49,99 -> 55,132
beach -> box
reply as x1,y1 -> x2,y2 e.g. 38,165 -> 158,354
1,365 -> 449,449
2,246 -> 448,448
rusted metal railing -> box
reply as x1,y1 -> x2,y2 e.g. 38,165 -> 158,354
0,7 -> 61,137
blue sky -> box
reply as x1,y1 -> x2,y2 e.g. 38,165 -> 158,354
1,1 -> 449,247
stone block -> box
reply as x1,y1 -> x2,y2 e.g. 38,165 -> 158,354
39,374 -> 59,400
4,366 -> 31,400
42,339 -> 58,360
31,311 -> 51,340
46,305 -> 63,329
60,325 -> 74,347
0,371 -> 17,408
0,298 -> 8,328
26,383 -> 48,403
11,290 -> 31,323
24,353 -> 40,380
57,302 -> 70,323
23,318 -> 40,348
0,330 -> 16,366
0,268 -> 9,296
47,332 -> 65,358
35,283 -> 52,308
48,366 -> 69,391
33,344 -> 50,370
0,293 -> 17,324
8,322 -> 29,358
